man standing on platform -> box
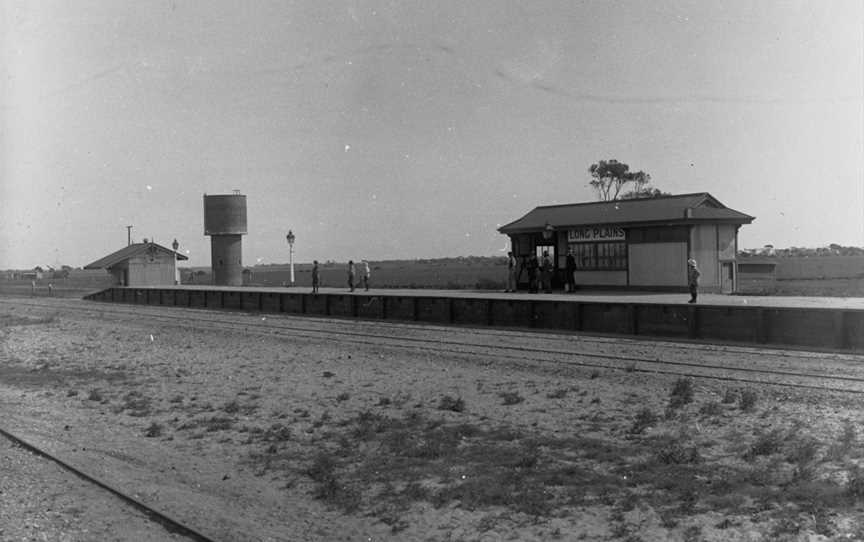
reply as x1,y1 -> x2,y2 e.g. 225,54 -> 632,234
506,252 -> 518,292
687,258 -> 700,303
362,260 -> 371,291
541,251 -> 553,293
565,252 -> 576,293
311,260 -> 320,294
347,260 -> 356,292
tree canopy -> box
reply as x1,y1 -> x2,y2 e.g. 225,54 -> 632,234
588,159 -> 652,201
619,186 -> 671,200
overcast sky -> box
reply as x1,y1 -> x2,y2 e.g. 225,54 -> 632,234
2,1 -> 862,269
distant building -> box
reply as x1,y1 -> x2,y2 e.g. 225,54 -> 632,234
498,192 -> 754,293
84,242 -> 188,286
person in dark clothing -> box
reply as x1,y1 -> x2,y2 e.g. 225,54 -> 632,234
565,252 -> 576,293
541,251 -> 553,293
527,254 -> 539,293
687,258 -> 700,303
311,260 -> 320,294
347,260 -> 356,292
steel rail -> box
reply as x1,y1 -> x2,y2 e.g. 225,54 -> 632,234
7,298 -> 864,395
0,426 -> 218,542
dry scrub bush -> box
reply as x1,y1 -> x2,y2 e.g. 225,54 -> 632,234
144,422 -> 163,438
499,391 -> 524,405
739,389 -> 759,412
546,388 -> 568,399
744,428 -> 785,460
656,441 -> 702,465
628,408 -> 658,435
698,401 -> 723,417
846,466 -> 864,501
668,378 -> 694,410
438,395 -> 466,412
826,420 -> 858,461
306,451 -> 361,512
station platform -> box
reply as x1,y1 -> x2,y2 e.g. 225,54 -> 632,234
134,285 -> 864,310
84,285 -> 864,353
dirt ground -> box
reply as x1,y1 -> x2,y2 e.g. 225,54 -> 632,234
1,298 -> 863,541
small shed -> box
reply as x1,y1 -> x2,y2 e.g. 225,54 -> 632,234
498,193 -> 754,293
84,242 -> 188,286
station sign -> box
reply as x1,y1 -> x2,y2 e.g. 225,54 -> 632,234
567,225 -> 625,243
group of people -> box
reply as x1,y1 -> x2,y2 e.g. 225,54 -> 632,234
309,260 -> 371,294
506,251 -> 556,294
308,253 -> 702,302
506,251 -> 703,303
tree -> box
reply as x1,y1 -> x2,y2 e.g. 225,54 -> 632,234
619,187 -> 671,200
588,159 -> 651,201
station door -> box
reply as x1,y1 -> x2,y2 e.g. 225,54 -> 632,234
720,262 -> 734,293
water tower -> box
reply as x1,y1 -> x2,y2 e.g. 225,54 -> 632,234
203,192 -> 247,286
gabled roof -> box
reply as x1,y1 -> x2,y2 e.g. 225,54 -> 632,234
84,242 -> 188,270
498,192 -> 754,234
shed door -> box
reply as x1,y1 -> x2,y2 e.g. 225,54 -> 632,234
720,262 -> 734,293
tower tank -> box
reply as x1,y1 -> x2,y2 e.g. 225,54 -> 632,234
203,193 -> 247,286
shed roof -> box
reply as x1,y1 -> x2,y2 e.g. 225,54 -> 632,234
498,192 -> 754,234
84,242 -> 188,270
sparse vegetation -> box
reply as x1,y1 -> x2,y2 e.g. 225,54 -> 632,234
668,378 -> 694,409
846,466 -> 864,501
655,440 -> 702,465
744,428 -> 784,460
628,408 -> 658,435
739,389 -> 759,412
698,401 -> 723,417
546,388 -> 567,399
144,422 -> 163,437
6,300 -> 864,539
306,452 -> 362,512
437,395 -> 466,412
498,391 -> 524,405
118,391 -> 152,417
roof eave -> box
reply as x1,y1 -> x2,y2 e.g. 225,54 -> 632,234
500,217 -> 754,234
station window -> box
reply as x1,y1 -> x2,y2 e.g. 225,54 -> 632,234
569,242 -> 627,270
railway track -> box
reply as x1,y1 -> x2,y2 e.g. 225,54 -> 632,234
0,425 -> 217,541
3,297 -> 864,395
2,295 -> 863,540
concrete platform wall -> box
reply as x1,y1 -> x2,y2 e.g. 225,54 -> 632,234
83,288 -> 863,353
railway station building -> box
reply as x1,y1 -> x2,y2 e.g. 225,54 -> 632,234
498,193 -> 754,293
84,241 -> 187,287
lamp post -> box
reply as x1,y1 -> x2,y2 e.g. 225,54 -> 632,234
172,239 -> 179,285
286,230 -> 295,287
542,221 -> 555,241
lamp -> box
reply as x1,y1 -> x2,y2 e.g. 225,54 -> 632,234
286,230 -> 296,286
542,221 -> 555,241
171,239 -> 179,285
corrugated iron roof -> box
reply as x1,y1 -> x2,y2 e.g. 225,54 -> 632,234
84,242 -> 189,270
498,192 -> 754,233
